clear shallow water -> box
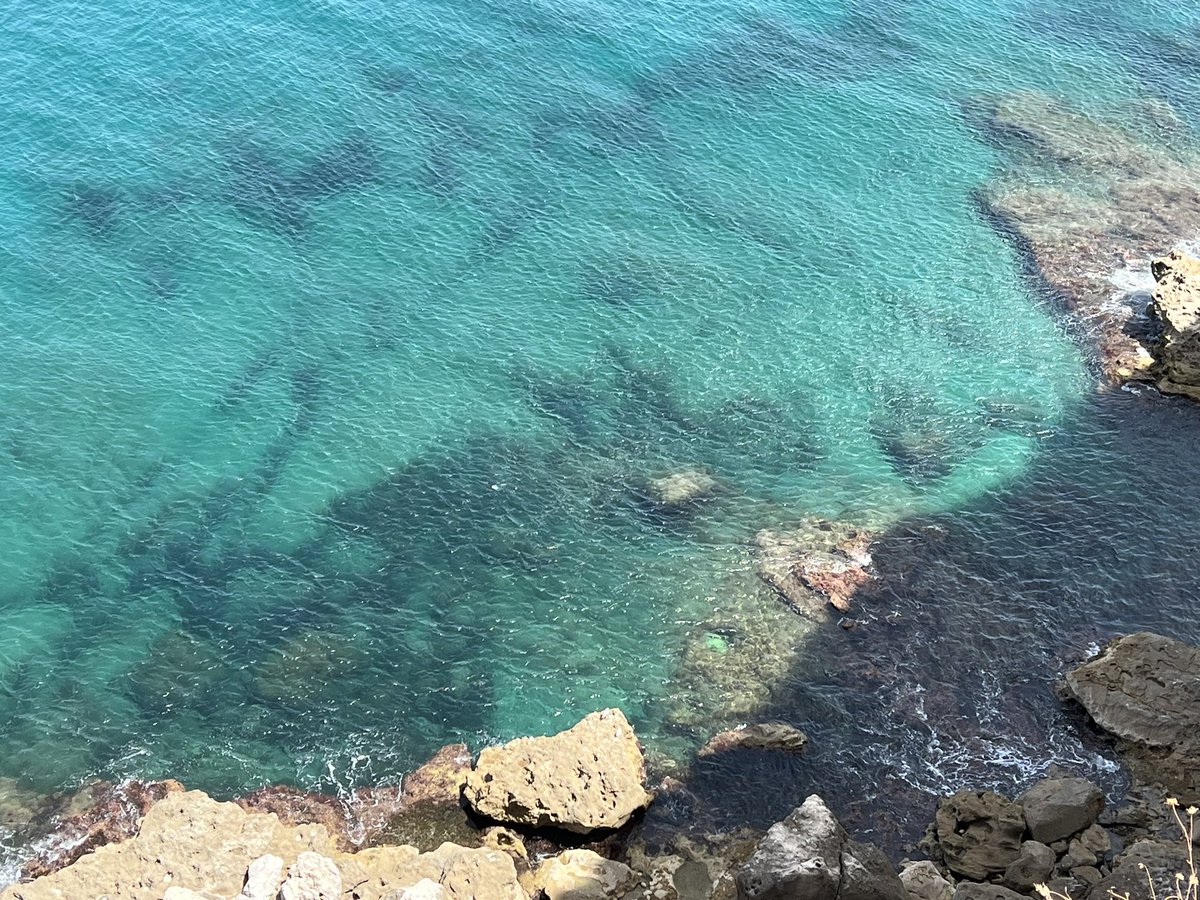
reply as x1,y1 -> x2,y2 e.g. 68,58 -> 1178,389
1,0 -> 1199,834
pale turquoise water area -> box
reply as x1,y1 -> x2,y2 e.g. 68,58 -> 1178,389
1,0 -> 1198,817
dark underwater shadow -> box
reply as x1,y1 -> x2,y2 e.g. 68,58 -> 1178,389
678,387 -> 1200,853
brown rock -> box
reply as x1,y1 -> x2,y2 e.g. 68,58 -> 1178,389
1062,632 -> 1200,801
401,744 -> 472,806
1017,777 -> 1104,843
698,723 -> 808,758
935,791 -> 1025,880
462,709 -> 652,834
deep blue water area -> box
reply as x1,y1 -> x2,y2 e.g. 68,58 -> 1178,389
3,0 -> 1200,870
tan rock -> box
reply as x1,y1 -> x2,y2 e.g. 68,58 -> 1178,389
392,880 -> 450,900
1,790 -> 337,900
239,853 -> 285,900
530,849 -> 641,899
1,791 -> 528,900
345,842 -> 525,900
1150,249 -> 1200,399
462,709 -> 652,834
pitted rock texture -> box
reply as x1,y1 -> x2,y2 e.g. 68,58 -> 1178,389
461,708 -> 652,834
1150,250 -> 1200,399
0,791 -> 526,900
529,849 -> 641,900
935,791 -> 1026,880
1063,632 -> 1200,801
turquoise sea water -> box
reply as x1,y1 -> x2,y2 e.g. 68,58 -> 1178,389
2,0 -> 1199,823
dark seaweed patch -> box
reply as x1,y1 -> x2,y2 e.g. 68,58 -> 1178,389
65,185 -> 122,239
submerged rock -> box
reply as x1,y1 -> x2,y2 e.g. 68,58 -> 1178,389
935,791 -> 1025,880
697,722 -> 808,758
648,469 -> 718,508
1149,249 -> 1200,399
969,90 -> 1200,385
1062,632 -> 1200,801
461,709 -> 652,834
736,795 -> 906,900
755,520 -> 876,617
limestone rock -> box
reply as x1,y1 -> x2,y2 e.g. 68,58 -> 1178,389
736,795 -> 905,900
1002,840 -> 1055,893
401,744 -> 472,806
1063,632 -> 1200,801
697,723 -> 808,758
531,849 -> 641,899
0,790 -> 338,900
240,853 -> 285,900
1018,777 -> 1104,843
1150,250 -> 1200,399
280,851 -> 342,900
162,889 -> 214,900
462,709 -> 652,834
935,791 -> 1025,880
18,779 -> 186,880
898,861 -> 952,900
1,790 -> 527,900
649,470 -> 717,507
394,880 -> 451,900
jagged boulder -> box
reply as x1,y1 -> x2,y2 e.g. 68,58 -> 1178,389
935,791 -> 1025,880
899,861 -> 953,900
462,709 -> 652,834
1063,632 -> 1200,801
1018,778 -> 1104,843
1150,250 -> 1200,399
736,795 -> 905,900
1002,840 -> 1055,893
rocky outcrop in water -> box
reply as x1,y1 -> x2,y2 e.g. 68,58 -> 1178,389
1149,250 -> 1200,399
697,722 -> 808,758
461,708 -> 652,834
1062,631 -> 1200,802
755,519 -> 875,617
969,89 -> 1200,386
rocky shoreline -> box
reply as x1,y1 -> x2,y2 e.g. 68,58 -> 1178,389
968,90 -> 1200,396
2,631 -> 1198,900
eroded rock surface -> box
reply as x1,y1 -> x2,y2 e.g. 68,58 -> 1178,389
756,520 -> 875,617
697,723 -> 808,758
1149,249 -> 1200,399
529,849 -> 641,900
462,708 -> 652,834
1063,632 -> 1200,801
934,791 -> 1025,880
736,795 -> 905,900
